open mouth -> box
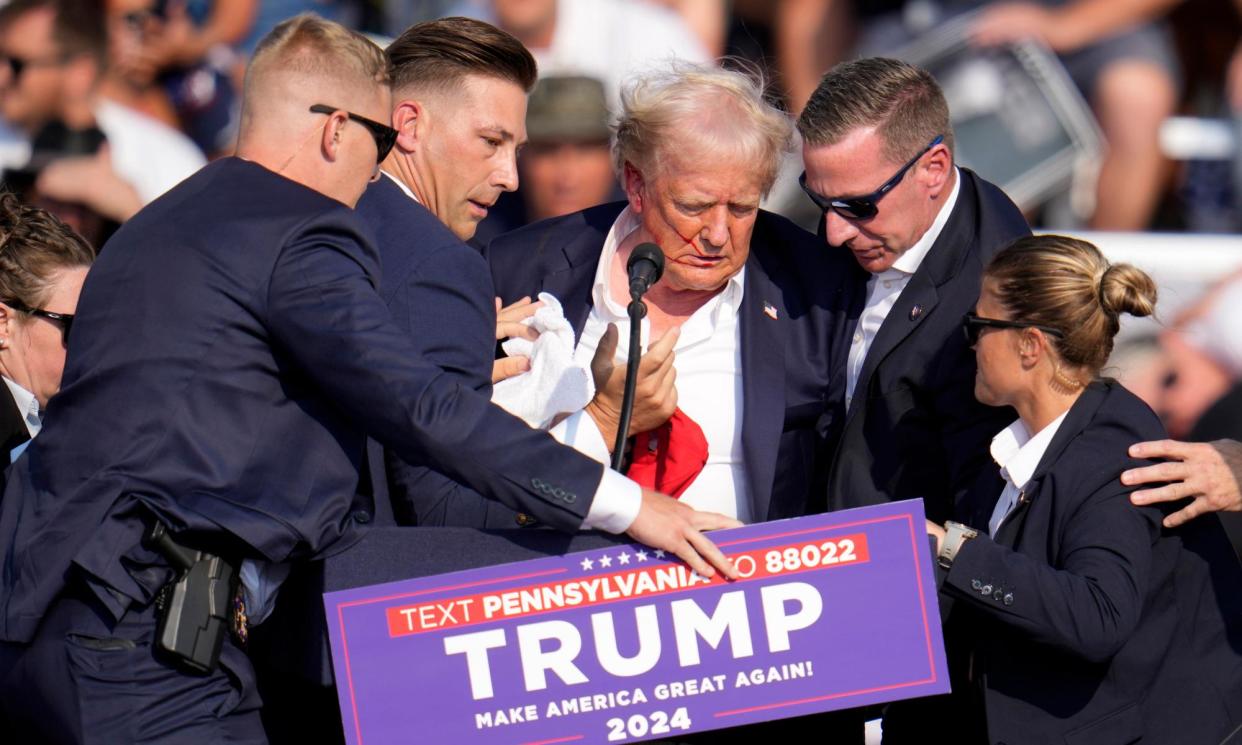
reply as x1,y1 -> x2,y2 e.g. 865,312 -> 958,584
467,200 -> 491,218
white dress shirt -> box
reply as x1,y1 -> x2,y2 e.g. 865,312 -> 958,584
556,207 -> 752,522
845,169 -> 961,409
3,376 -> 40,462
987,412 -> 1069,536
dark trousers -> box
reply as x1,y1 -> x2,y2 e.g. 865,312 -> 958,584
0,581 -> 265,744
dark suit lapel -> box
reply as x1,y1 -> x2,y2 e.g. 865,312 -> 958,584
849,176 -> 979,413
991,382 -> 1108,547
0,388 -> 29,463
537,205 -> 623,338
739,261 -> 787,522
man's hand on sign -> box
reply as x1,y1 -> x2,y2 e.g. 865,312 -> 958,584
587,324 -> 679,452
626,488 -> 741,580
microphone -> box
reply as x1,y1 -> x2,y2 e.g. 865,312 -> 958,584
627,243 -> 665,299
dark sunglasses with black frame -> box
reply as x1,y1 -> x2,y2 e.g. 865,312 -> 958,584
2,298 -> 74,345
309,104 -> 398,164
799,134 -> 945,221
962,312 -> 1064,347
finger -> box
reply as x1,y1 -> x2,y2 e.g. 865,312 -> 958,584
1128,439 -> 1194,461
491,355 -> 530,383
1119,461 -> 1191,487
671,537 -> 715,579
688,510 -> 744,531
647,325 -> 680,360
686,529 -> 737,580
496,321 -> 540,342
1130,483 -> 1188,506
1164,498 -> 1211,529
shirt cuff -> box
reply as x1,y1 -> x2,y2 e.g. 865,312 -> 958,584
549,410 -> 641,533
583,467 -> 642,533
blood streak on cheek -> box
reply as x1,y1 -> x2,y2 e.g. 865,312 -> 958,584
672,226 -> 703,256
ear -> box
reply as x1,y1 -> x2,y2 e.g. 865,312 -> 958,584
319,110 -> 348,163
390,99 -> 424,155
920,141 -> 952,197
1018,327 -> 1046,368
623,161 -> 646,213
0,303 -> 14,348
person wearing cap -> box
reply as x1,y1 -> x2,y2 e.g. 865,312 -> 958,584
472,74 -> 620,244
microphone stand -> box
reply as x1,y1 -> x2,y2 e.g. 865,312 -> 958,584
611,291 -> 648,471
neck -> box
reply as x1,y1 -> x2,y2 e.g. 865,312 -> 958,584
381,154 -> 427,205
61,92 -> 97,130
1012,384 -> 1081,434
613,230 -> 723,336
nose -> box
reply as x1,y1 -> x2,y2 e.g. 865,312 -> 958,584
495,151 -> 519,193
700,206 -> 729,249
823,209 -> 858,247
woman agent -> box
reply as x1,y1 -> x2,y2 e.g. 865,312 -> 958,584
916,235 -> 1242,744
0,192 -> 93,466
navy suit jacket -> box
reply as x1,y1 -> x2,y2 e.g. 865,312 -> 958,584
484,202 -> 852,522
356,176 -> 531,529
820,168 -> 1030,523
928,381 -> 1242,744
0,158 -> 608,642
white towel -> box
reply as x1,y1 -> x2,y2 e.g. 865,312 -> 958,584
492,292 -> 595,429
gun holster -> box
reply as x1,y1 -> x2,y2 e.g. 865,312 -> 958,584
144,520 -> 238,674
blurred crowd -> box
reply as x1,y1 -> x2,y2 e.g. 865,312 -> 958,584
1,0 -> 1241,448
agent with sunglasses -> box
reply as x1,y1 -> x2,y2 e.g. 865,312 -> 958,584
888,235 -> 1242,743
796,57 -> 1030,524
0,190 -> 90,469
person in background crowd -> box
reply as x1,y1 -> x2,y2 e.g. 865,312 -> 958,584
909,234 -> 1242,744
486,0 -> 711,105
473,74 -> 620,244
0,0 -> 205,225
0,15 -> 737,743
0,190 -> 91,468
798,57 -> 1028,524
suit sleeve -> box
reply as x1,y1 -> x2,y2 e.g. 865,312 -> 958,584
943,474 -> 1161,663
264,224 -> 601,532
383,244 -> 499,524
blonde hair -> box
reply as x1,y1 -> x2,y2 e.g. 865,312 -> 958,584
986,235 -> 1157,376
613,61 -> 793,194
242,14 -> 390,127
0,190 -> 93,310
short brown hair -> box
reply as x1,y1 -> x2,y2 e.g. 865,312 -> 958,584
0,0 -> 106,69
797,57 -> 954,165
0,191 -> 93,310
385,17 -> 537,97
985,235 -> 1157,376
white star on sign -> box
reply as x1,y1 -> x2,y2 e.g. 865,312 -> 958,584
599,554 -> 613,568
617,552 -> 631,565
580,557 -> 594,571
635,550 -> 648,562
654,549 -> 666,558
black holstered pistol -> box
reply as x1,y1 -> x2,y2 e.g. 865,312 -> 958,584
144,521 -> 238,674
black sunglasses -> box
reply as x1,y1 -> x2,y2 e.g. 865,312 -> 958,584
3,299 -> 74,345
0,53 -> 66,81
962,312 -> 1063,347
800,135 -> 944,220
309,104 -> 398,164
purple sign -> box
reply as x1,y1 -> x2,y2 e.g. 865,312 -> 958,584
325,499 -> 948,744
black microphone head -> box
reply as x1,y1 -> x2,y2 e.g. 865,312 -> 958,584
627,242 -> 665,283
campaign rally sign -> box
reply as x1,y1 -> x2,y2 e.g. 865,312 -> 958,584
324,499 -> 948,744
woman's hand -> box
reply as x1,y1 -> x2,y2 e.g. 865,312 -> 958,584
926,519 -> 947,554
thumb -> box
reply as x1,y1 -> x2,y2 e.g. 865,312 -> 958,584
595,323 -> 619,364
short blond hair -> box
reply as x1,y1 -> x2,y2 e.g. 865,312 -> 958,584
613,61 -> 792,194
986,235 -> 1157,376
242,14 -> 389,126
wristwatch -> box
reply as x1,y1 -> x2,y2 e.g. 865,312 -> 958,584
937,521 -> 979,570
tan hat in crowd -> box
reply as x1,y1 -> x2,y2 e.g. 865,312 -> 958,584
526,75 -> 611,144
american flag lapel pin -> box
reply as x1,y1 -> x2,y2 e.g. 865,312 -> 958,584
764,302 -> 779,320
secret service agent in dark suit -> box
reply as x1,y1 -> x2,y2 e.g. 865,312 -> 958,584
485,200 -> 850,526
817,168 -> 1028,522
894,381 -> 1242,744
798,58 -> 1031,523
356,174 -> 526,528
